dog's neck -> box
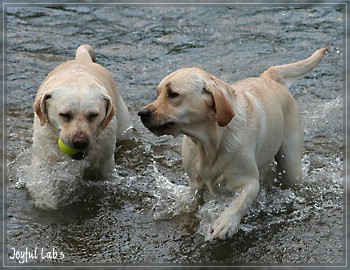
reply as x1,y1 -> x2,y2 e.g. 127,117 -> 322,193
184,123 -> 224,165
183,104 -> 246,166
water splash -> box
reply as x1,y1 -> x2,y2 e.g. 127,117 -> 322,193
8,147 -> 90,210
195,150 -> 343,241
145,149 -> 343,242
151,163 -> 199,220
197,193 -> 237,241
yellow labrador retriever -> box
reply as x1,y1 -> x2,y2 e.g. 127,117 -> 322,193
139,48 -> 328,240
30,44 -> 131,209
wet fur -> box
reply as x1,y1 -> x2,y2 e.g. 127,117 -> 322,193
30,45 -> 131,209
139,48 -> 328,239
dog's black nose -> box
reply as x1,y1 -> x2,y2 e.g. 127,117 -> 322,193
138,109 -> 152,118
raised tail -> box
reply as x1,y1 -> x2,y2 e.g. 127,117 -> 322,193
260,47 -> 328,88
75,44 -> 96,63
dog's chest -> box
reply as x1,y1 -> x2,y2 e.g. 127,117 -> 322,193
195,152 -> 228,192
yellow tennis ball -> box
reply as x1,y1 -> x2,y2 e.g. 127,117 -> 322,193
58,138 -> 81,155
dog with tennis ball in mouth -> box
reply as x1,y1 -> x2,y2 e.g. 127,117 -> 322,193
29,44 -> 131,209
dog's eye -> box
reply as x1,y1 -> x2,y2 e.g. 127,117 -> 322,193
87,113 -> 99,121
167,89 -> 180,99
59,112 -> 72,121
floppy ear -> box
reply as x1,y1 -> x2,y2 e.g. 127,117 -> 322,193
33,92 -> 52,126
204,76 -> 235,127
101,95 -> 116,130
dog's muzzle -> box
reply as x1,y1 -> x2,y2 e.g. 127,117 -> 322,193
70,132 -> 90,160
138,109 -> 176,136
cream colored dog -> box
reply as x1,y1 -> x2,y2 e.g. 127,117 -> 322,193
139,48 -> 328,240
30,44 -> 131,209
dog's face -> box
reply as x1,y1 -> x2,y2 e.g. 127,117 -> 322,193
34,83 -> 115,159
139,68 -> 235,137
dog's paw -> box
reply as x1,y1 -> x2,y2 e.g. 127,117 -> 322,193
210,213 -> 240,240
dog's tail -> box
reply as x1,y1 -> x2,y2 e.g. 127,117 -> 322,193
75,44 -> 96,63
260,47 -> 328,88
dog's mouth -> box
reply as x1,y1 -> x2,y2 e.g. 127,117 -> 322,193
147,122 -> 177,136
59,141 -> 89,160
70,151 -> 87,160
138,109 -> 179,136
60,135 -> 90,160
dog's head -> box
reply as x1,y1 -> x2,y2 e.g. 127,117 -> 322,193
33,82 -> 115,159
138,68 -> 235,137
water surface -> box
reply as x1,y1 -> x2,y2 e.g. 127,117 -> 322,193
5,4 -> 345,266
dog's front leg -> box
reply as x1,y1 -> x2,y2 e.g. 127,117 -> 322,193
210,178 -> 259,240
